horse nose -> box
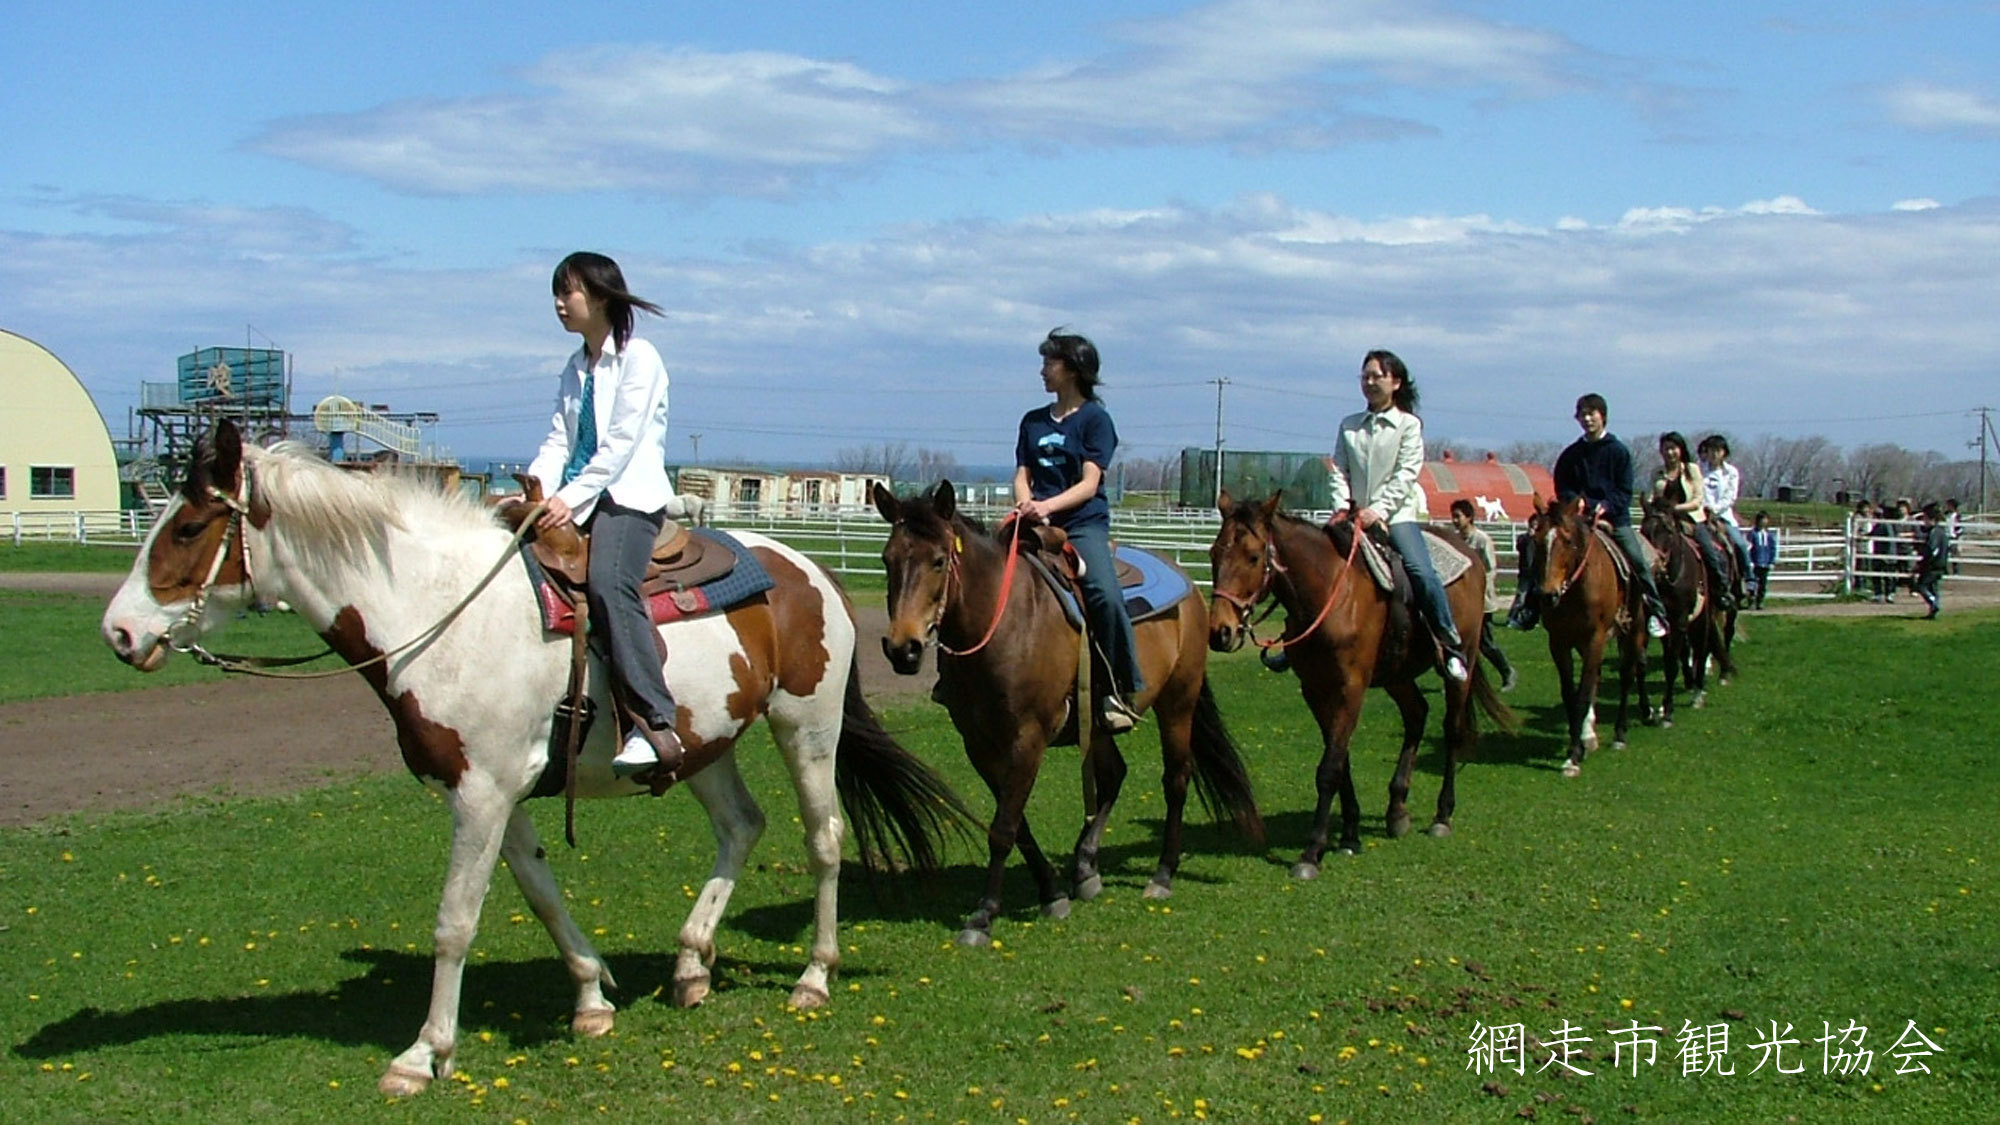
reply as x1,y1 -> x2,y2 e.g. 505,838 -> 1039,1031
880,636 -> 925,675
108,624 -> 136,660
1208,623 -> 1243,654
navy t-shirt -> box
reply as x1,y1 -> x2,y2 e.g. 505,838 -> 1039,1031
1015,400 -> 1117,529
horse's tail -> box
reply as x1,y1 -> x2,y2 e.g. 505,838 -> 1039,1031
1188,677 -> 1265,846
1470,661 -> 1520,735
834,659 -> 981,875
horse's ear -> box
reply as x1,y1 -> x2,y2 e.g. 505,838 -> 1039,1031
1216,486 -> 1233,518
184,419 -> 245,500
870,481 -> 900,524
931,480 -> 957,520
1261,488 -> 1285,522
1532,493 -> 1547,516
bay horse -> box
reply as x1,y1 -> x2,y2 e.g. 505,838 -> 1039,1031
1518,495 -> 1650,775
872,482 -> 1263,947
100,421 -> 972,1096
1207,491 -> 1514,879
1638,496 -> 1736,715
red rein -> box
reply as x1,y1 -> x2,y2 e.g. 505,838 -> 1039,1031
1250,512 -> 1363,652
937,515 -> 1025,657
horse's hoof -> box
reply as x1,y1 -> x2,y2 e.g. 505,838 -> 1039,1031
1142,880 -> 1172,900
378,1065 -> 434,1097
1074,873 -> 1104,901
957,928 -> 993,948
1561,762 -> 1581,778
1692,693 -> 1707,709
1041,896 -> 1072,921
1291,862 -> 1320,881
673,975 -> 711,1008
572,1007 -> 615,1037
1581,736 -> 1599,753
789,984 -> 830,1011
1335,845 -> 1359,857
1427,822 -> 1452,838
1387,815 -> 1413,839
1612,739 -> 1628,750
1660,718 -> 1674,729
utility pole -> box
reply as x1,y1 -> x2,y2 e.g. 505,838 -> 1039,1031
1211,377 -> 1230,506
689,433 -> 703,465
1974,407 -> 1995,513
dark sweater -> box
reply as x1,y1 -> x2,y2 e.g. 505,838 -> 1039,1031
1553,433 -> 1637,527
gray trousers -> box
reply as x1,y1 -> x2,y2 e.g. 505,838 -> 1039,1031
585,497 -> 678,731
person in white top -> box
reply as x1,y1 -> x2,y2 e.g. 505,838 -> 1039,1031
528,251 -> 682,777
1327,350 -> 1469,683
1698,434 -> 1752,606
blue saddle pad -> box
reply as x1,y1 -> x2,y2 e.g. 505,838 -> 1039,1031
1044,545 -> 1192,629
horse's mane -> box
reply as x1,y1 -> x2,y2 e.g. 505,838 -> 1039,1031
247,442 -> 503,558
1226,499 -> 1355,555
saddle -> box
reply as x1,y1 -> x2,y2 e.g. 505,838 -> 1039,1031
496,476 -> 738,616
1015,522 -> 1143,589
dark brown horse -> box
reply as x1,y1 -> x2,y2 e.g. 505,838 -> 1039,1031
1206,491 -> 1513,879
1519,495 -> 1650,775
873,482 -> 1263,947
1639,496 -> 1736,717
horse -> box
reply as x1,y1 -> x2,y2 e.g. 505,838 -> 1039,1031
871,481 -> 1263,947
1638,497 -> 1736,714
100,421 -> 973,1097
1206,491 -> 1514,877
1517,495 -> 1651,775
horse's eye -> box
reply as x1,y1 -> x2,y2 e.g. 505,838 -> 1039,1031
931,557 -> 947,571
174,520 -> 206,542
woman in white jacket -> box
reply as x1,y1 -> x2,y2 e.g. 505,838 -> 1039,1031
528,251 -> 682,777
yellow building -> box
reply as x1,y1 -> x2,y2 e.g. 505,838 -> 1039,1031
1,329 -> 121,517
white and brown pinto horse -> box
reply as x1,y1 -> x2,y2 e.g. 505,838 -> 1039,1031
101,421 -> 970,1096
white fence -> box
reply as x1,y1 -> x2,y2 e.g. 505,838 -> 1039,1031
16,504 -> 1996,601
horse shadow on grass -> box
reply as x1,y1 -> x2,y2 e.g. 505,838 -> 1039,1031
11,936 -> 908,1061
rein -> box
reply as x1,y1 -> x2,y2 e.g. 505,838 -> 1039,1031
936,515 -> 1025,658
168,468 -> 549,680
1548,518 -> 1599,601
1216,513 -> 1362,651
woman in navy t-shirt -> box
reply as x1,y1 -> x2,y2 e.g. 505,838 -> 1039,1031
1012,329 -> 1145,733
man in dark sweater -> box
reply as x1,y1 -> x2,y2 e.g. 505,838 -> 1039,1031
1511,393 -> 1669,638
1913,503 -> 1950,619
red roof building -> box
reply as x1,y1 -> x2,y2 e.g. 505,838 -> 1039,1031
1418,451 -> 1554,521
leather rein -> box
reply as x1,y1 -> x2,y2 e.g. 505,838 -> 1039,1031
165,467 -> 548,680
1211,513 -> 1363,651
932,515 -> 1025,658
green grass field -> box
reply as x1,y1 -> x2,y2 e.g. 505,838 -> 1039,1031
2,599 -> 1994,1122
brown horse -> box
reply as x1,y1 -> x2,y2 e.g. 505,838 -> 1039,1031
1639,496 -> 1736,716
1206,491 -> 1513,879
873,482 -> 1263,947
1519,495 -> 1650,775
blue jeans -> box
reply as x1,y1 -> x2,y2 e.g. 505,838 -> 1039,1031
1064,520 -> 1146,699
1387,521 -> 1462,648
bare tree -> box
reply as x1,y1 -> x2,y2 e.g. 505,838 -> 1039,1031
835,441 -> 912,481
1496,439 -> 1566,466
1118,453 -> 1180,492
1741,434 -> 1838,499
1843,443 -> 1924,503
910,446 -> 963,486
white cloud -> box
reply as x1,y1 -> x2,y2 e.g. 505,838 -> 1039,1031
948,0 -> 1583,147
8,194 -> 1995,462
1880,81 -> 2000,135
1892,198 -> 1941,212
246,1 -> 1597,196
250,46 -> 937,196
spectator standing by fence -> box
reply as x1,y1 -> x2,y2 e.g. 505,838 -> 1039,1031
1748,511 -> 1778,609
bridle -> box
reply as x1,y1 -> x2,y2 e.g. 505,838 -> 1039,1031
160,461 -> 548,679
1543,512 -> 1600,602
1211,513 -> 1361,651
923,515 -> 1023,658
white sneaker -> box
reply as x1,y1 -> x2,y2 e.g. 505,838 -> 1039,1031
1441,652 -> 1469,683
1098,696 -> 1141,734
1646,615 -> 1668,639
612,730 -> 659,774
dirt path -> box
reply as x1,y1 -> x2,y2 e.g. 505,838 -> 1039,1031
0,573 -> 930,828
5,571 -> 1991,828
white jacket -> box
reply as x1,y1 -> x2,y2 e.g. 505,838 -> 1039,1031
528,336 -> 673,523
1327,406 -> 1427,525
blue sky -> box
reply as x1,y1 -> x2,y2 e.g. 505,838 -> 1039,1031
4,1 -> 1997,470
